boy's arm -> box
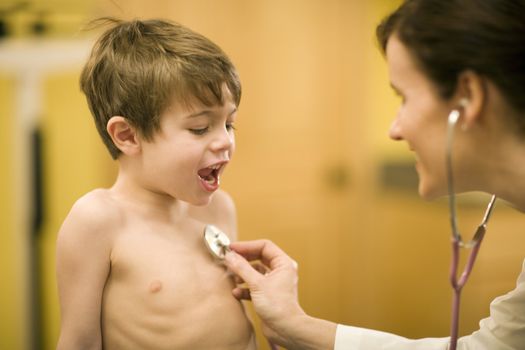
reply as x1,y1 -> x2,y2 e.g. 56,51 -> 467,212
56,196 -> 113,350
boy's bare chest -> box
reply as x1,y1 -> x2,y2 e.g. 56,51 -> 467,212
109,219 -> 229,290
100,220 -> 255,349
95,195 -> 256,349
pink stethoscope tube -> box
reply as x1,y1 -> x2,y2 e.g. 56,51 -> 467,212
446,109 -> 497,350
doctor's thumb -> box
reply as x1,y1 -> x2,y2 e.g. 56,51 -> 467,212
224,250 -> 261,285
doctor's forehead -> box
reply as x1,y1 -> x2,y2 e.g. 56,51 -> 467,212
387,37 -> 412,75
386,36 -> 431,88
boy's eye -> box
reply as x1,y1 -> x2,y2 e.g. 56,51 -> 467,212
189,127 -> 209,135
226,123 -> 236,131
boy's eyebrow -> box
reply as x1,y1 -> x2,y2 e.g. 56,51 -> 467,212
185,107 -> 237,119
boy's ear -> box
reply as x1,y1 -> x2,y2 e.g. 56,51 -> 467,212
106,116 -> 141,156
455,70 -> 485,129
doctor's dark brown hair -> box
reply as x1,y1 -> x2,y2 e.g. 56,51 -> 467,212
80,18 -> 241,159
376,0 -> 525,126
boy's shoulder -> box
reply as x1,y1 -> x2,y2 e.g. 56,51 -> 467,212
58,189 -> 122,240
207,189 -> 236,217
71,188 -> 120,219
189,189 -> 237,238
56,189 -> 118,268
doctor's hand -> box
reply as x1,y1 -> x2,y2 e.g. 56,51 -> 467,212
224,240 -> 304,345
224,240 -> 336,350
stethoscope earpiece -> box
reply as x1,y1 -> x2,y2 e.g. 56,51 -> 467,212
458,98 -> 469,109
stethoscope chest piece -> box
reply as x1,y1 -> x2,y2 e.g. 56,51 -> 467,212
203,224 -> 231,260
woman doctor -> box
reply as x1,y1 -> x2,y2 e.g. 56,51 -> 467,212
223,0 -> 525,349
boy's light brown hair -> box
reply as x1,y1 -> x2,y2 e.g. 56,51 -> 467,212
80,18 -> 241,159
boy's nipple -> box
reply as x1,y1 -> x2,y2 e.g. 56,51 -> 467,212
149,280 -> 163,293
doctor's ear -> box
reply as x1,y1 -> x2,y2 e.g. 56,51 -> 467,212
106,116 -> 141,156
455,70 -> 485,130
459,98 -> 469,109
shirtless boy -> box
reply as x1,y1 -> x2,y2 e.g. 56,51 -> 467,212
56,18 -> 256,350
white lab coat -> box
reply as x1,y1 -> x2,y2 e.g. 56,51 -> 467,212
335,259 -> 525,349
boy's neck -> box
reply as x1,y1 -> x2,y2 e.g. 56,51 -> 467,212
110,167 -> 189,221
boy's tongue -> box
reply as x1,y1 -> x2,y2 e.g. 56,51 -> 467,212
198,167 -> 217,184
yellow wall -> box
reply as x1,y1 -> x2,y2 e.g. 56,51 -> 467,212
0,76 -> 27,350
0,67 -> 115,350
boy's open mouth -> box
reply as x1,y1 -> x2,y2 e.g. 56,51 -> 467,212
197,162 -> 226,191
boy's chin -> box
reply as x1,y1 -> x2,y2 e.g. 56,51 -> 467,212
184,194 -> 214,207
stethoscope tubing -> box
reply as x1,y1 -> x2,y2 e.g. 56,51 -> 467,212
449,229 -> 484,349
446,109 -> 496,350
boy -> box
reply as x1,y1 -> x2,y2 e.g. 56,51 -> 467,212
56,18 -> 256,349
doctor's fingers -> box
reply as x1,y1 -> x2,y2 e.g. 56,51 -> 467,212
224,250 -> 267,287
232,262 -> 268,285
229,239 -> 297,270
252,262 -> 270,274
232,287 -> 251,301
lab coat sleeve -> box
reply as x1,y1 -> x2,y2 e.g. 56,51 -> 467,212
334,259 -> 525,350
334,325 -> 449,350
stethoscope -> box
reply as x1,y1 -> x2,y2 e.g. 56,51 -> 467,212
203,105 -> 498,350
446,106 -> 496,350
203,224 -> 231,259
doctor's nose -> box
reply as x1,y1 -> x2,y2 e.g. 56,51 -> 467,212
389,115 -> 403,141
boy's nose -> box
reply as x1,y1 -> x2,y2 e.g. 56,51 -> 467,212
211,127 -> 235,152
